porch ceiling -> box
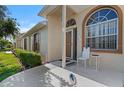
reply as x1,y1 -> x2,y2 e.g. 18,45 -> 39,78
47,6 -> 75,19
66,6 -> 76,19
48,6 -> 61,17
39,5 -> 93,18
69,5 -> 93,13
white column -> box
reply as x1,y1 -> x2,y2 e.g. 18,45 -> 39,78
30,35 -> 33,51
27,37 -> 29,50
62,5 -> 66,68
38,32 -> 41,53
22,38 -> 24,50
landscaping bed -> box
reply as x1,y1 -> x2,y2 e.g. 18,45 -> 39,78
0,49 -> 42,82
14,49 -> 42,69
0,52 -> 22,82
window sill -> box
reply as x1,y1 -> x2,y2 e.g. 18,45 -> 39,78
91,49 -> 122,54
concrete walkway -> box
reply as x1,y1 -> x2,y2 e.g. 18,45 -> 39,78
0,63 -> 106,87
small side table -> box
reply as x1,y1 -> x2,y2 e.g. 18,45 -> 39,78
92,54 -> 100,71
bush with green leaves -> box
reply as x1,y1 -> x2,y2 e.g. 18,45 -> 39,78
2,48 -> 12,51
0,38 -> 13,51
14,49 -> 42,68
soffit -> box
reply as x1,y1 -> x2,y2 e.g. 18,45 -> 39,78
69,5 -> 93,13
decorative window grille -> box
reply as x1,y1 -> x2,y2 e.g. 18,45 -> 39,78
66,19 -> 76,27
85,8 -> 118,50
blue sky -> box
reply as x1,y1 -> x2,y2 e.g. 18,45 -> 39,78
7,5 -> 45,33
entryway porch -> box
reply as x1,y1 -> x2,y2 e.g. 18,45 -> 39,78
51,60 -> 124,87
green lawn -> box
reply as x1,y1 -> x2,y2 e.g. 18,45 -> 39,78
0,52 -> 22,82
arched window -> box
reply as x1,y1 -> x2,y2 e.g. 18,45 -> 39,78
85,8 -> 119,50
86,9 -> 118,26
66,18 -> 76,27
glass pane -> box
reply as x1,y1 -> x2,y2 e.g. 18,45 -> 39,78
91,12 -> 98,20
99,23 -> 103,35
109,35 -> 114,49
105,22 -> 109,35
86,38 -> 89,47
105,36 -> 109,49
85,8 -> 118,50
109,20 -> 116,34
95,25 -> 99,36
103,23 -> 105,35
99,37 -> 102,49
100,9 -> 110,17
114,20 -> 117,34
86,8 -> 118,26
95,37 -> 99,49
91,38 -> 95,48
114,35 -> 117,49
101,17 -> 107,22
91,26 -> 95,37
87,19 -> 93,25
88,27 -> 92,37
92,20 -> 98,24
106,10 -> 117,20
103,37 -> 105,49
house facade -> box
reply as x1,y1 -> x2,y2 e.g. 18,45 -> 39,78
15,33 -> 25,49
20,21 -> 48,59
38,5 -> 124,72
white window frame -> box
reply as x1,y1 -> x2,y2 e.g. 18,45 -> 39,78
85,18 -> 118,50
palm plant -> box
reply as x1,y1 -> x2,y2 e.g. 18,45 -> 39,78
0,5 -> 8,20
3,18 -> 19,39
0,5 -> 20,40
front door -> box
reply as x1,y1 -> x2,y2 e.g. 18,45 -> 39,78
66,28 -> 77,60
66,31 -> 72,58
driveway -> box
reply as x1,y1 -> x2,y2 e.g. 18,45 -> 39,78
0,63 -> 106,87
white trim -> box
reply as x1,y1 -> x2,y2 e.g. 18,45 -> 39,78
117,18 -> 119,50
22,38 -> 24,50
66,27 -> 77,60
26,37 -> 29,50
30,35 -> 33,51
66,29 -> 73,59
66,25 -> 77,30
85,18 -> 118,50
100,10 -> 111,22
85,18 -> 118,27
62,5 -> 66,68
86,8 -> 118,26
71,30 -> 73,59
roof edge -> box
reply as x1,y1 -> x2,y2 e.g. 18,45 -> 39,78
23,21 -> 47,37
38,5 -> 49,17
38,5 -> 58,17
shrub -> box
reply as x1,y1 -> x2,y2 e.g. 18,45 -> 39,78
6,43 -> 13,48
0,38 -> 13,50
14,49 -> 42,68
2,48 -> 12,51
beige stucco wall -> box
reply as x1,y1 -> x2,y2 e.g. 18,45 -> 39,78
47,13 -> 62,61
73,5 -> 124,72
16,38 -> 22,49
39,5 -> 124,72
16,35 -> 24,49
23,25 -> 48,61
39,26 -> 48,57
